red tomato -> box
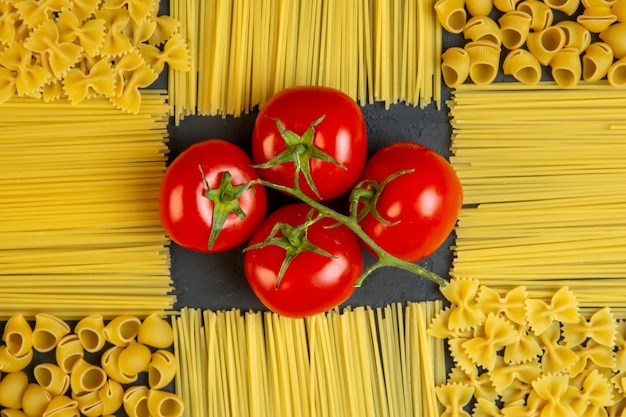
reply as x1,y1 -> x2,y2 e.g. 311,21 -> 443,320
355,142 -> 463,262
159,139 -> 267,252
244,203 -> 363,318
251,86 -> 368,201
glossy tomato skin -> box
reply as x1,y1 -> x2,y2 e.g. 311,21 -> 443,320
252,86 -> 368,201
358,142 -> 463,262
159,139 -> 267,253
244,203 -> 363,318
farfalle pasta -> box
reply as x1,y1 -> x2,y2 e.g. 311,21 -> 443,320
0,0 -> 189,113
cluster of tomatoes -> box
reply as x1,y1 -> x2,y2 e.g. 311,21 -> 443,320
158,86 -> 463,318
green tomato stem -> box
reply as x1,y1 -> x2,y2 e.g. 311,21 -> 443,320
255,179 -> 447,288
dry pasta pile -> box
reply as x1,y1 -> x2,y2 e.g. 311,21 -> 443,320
172,301 -> 445,417
430,277 -> 626,416
168,0 -> 442,123
0,0 -> 189,114
0,312 -> 182,417
436,0 -> 626,88
449,83 -> 626,316
0,91 -> 175,319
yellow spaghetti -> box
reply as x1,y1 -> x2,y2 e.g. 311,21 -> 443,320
173,301 -> 444,417
169,0 -> 442,122
449,82 -> 626,316
0,91 -> 175,319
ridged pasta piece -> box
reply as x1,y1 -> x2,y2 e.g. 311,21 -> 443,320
463,16 -> 502,46
34,363 -> 71,397
503,48 -> 542,84
147,390 -> 184,417
32,314 -> 71,353
599,22 -> 626,58
544,0 -> 581,15
42,395 -> 79,417
614,0 -> 626,22
434,0 -> 467,34
578,6 -> 618,32
465,41 -> 501,85
74,315 -> 106,353
137,314 -> 173,349
441,47 -> 470,88
493,0 -> 519,13
0,345 -> 33,373
148,350 -> 177,390
499,11 -> 532,49
583,0 -> 617,6
526,26 -> 566,65
101,346 -> 138,384
72,390 -> 103,417
55,334 -> 84,374
103,315 -> 141,347
123,386 -> 150,417
465,0 -> 493,18
70,358 -> 108,395
3,314 -> 33,357
22,383 -> 53,417
550,47 -> 582,88
608,56 -> 626,86
516,0 -> 554,31
98,379 -> 124,416
0,371 -> 29,409
118,340 -> 151,377
555,20 -> 591,53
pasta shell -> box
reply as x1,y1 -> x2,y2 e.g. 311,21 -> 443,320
465,41 -> 501,85
555,21 -> 591,53
70,358 -> 107,395
118,340 -> 151,377
137,314 -> 173,349
583,42 -> 614,80
148,350 -> 177,390
550,48 -> 582,88
147,390 -> 184,417
493,0 -> 519,13
599,22 -> 626,58
123,386 -> 150,417
608,56 -> 626,86
98,379 -> 124,416
441,47 -> 470,88
1,410 -> 27,417
516,0 -> 554,31
55,334 -> 84,374
499,11 -> 532,50
503,49 -> 542,84
465,0 -> 493,17
613,0 -> 626,22
32,314 -> 70,353
434,0 -> 467,34
42,395 -> 79,417
74,315 -> 106,353
578,7 -> 618,33
583,0 -> 617,6
34,363 -> 71,397
0,371 -> 29,409
544,0 -> 581,15
0,345 -> 33,373
526,26 -> 566,65
104,315 -> 141,347
2,314 -> 33,357
22,383 -> 52,417
72,391 -> 103,417
101,346 -> 138,384
463,16 -> 502,46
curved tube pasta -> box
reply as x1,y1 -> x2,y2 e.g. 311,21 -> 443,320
503,49 -> 542,84
55,334 -> 84,374
0,371 -> 29,409
1,410 -> 28,417
98,379 -> 124,416
583,42 -> 614,81
614,0 -> 626,22
550,48 -> 583,87
544,0 -> 581,15
583,0 -> 617,6
148,350 -> 177,390
493,0 -> 519,12
42,395 -> 79,417
123,386 -> 150,417
465,41 -> 501,85
463,16 -> 502,46
434,0 -> 467,34
74,315 -> 106,353
3,314 -> 33,357
555,21 -> 591,53
70,358 -> 108,395
103,315 -> 141,347
22,383 -> 53,417
72,391 -> 103,417
147,390 -> 184,417
118,340 -> 151,377
608,56 -> 626,86
441,47 -> 470,88
526,26 -> 566,65
516,0 -> 554,31
577,7 -> 618,33
101,346 -> 138,384
0,345 -> 33,373
137,314 -> 173,349
465,0 -> 493,17
32,314 -> 70,353
34,363 -> 71,397
599,22 -> 626,59
498,11 -> 532,50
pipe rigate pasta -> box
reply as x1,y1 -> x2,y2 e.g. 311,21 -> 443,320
147,389 -> 184,417
74,315 -> 106,353
614,0 -> 626,21
441,47 -> 471,88
434,0 -> 467,34
34,363 -> 71,397
2,314 -> 33,358
550,47 -> 582,88
123,386 -> 150,417
577,6 -> 618,32
516,0 -> 554,31
465,0 -> 493,18
465,41 -> 501,85
101,346 -> 138,385
137,314 -> 173,349
70,358 -> 108,395
499,11 -> 532,50
148,350 -> 177,390
503,49 -> 542,84
72,390 -> 103,417
42,395 -> 79,417
32,314 -> 71,353
55,334 -> 84,374
0,345 -> 33,373
493,0 -> 519,12
526,26 -> 567,65
103,314 -> 141,347
118,340 -> 151,377
599,22 -> 626,58
463,16 -> 502,46
544,0 -> 581,15
0,371 -> 29,409
608,56 -> 626,86
555,21 -> 591,53
22,383 -> 53,417
98,379 -> 124,416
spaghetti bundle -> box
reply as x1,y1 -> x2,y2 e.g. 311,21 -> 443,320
0,91 -> 175,319
172,301 -> 445,417
169,0 -> 442,123
449,82 -> 626,315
